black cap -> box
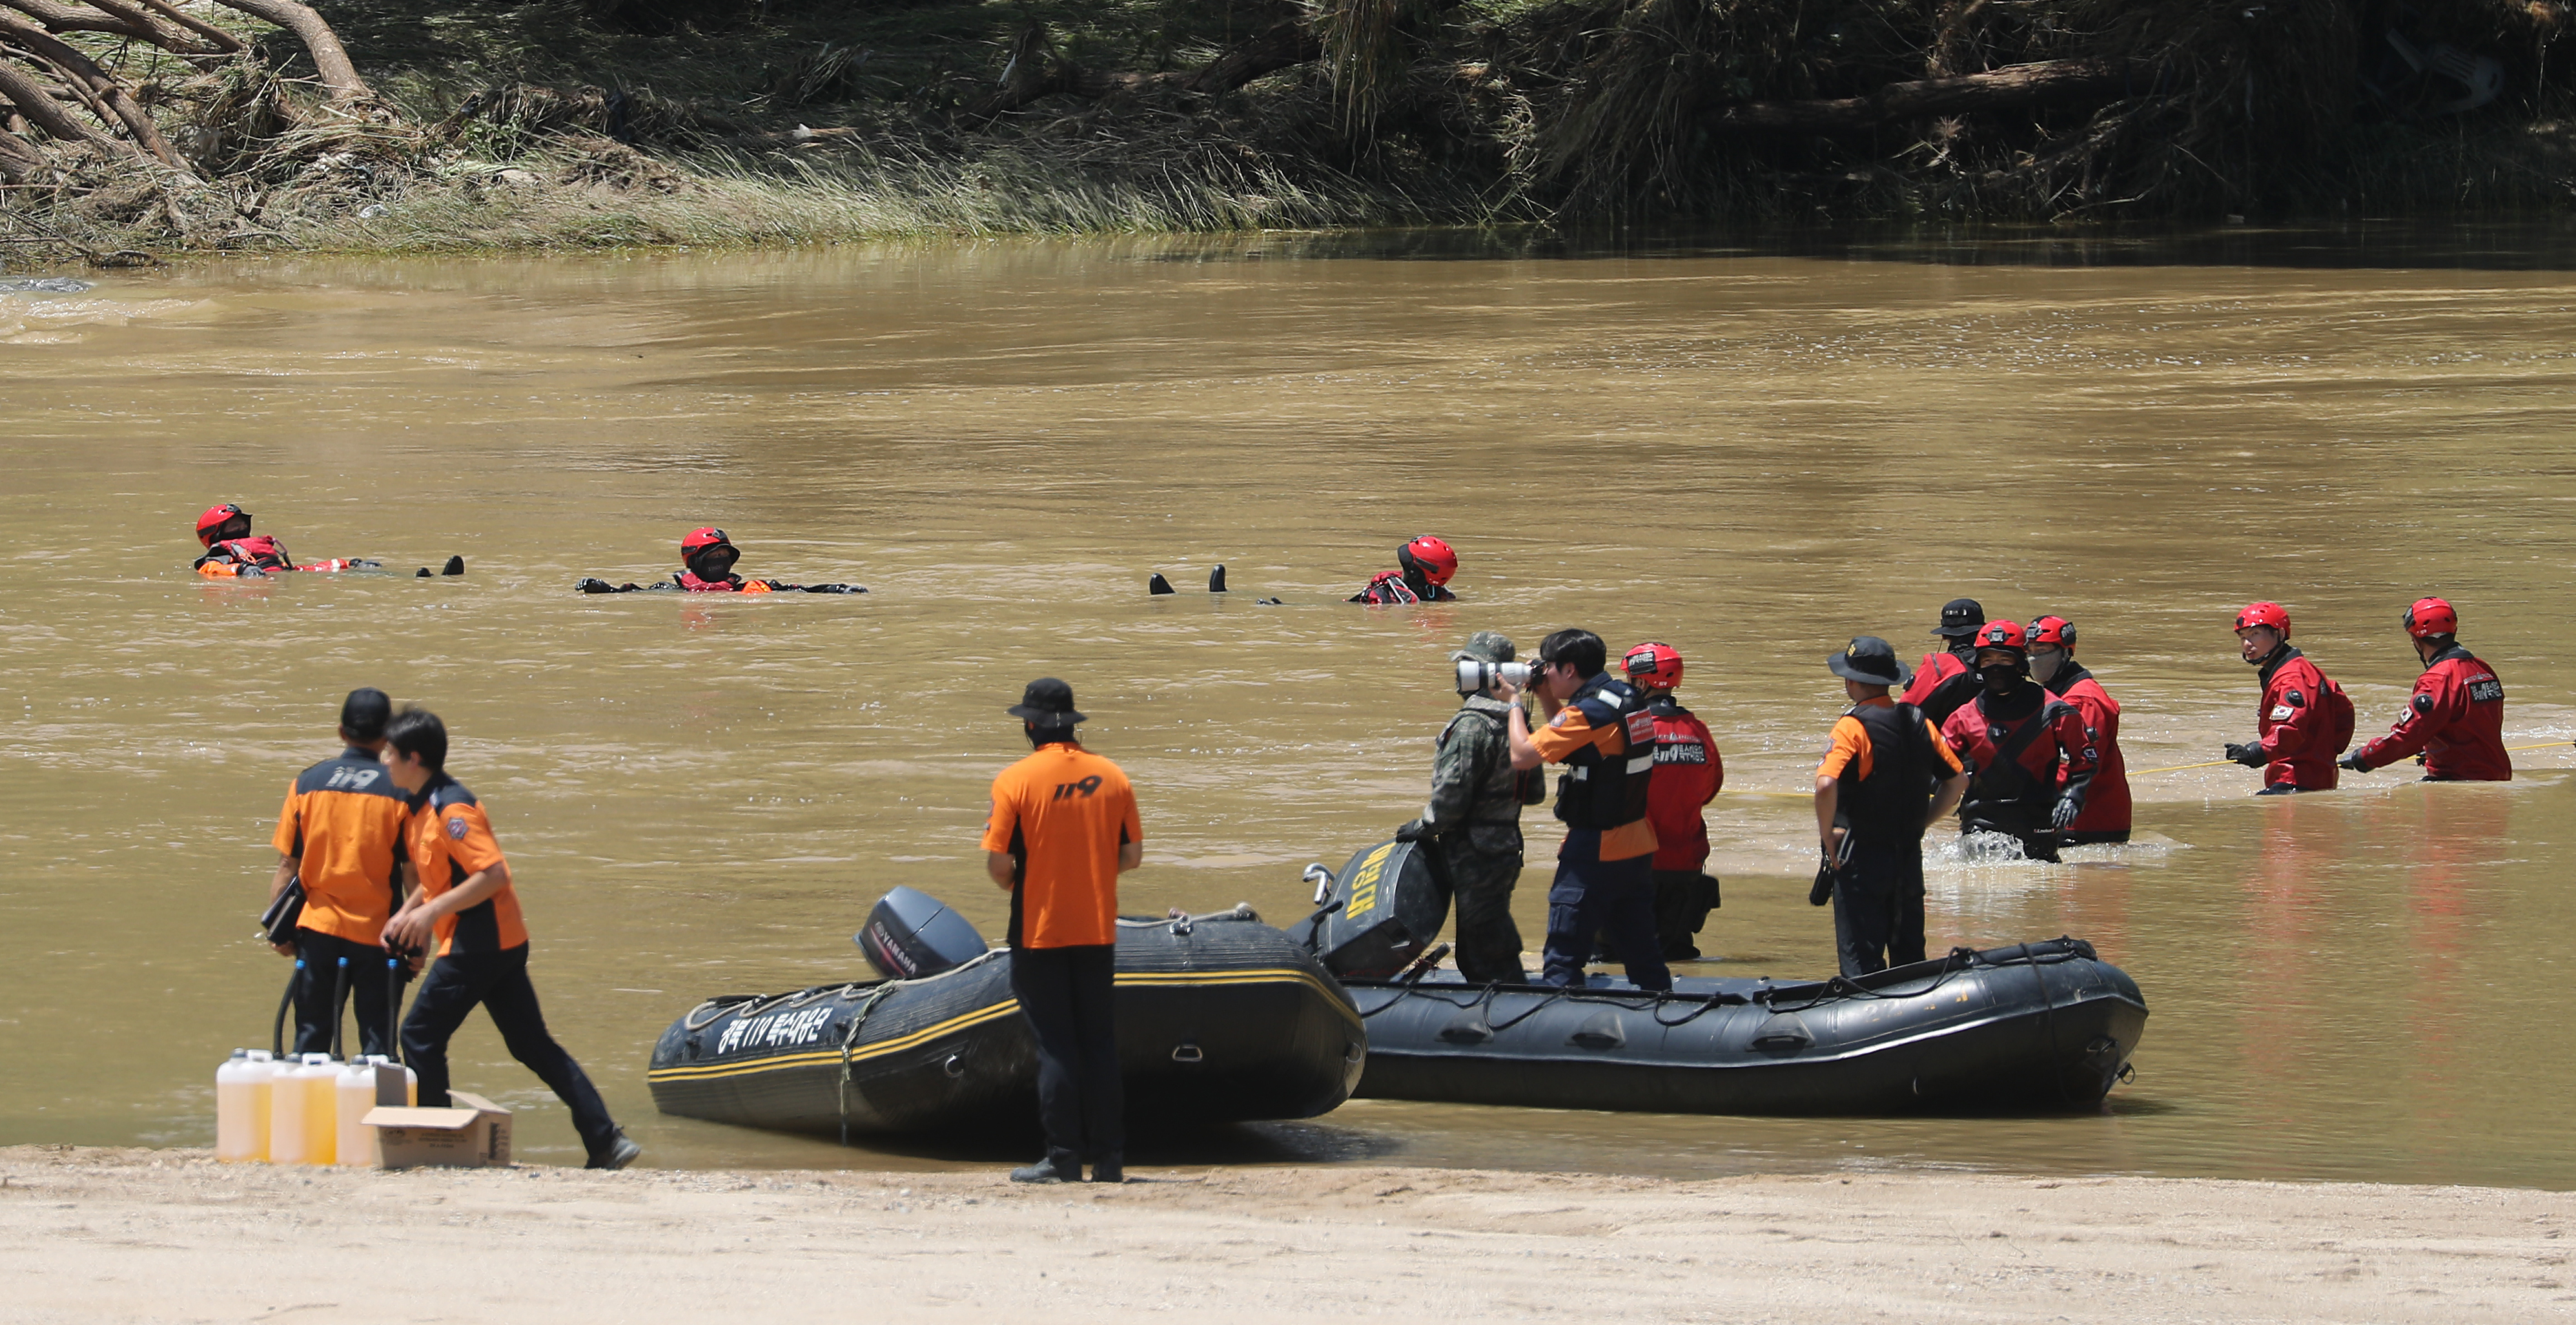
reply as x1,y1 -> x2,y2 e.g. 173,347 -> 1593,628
1932,598 -> 1987,639
1828,637 -> 1911,687
339,687 -> 393,742
1005,677 -> 1087,724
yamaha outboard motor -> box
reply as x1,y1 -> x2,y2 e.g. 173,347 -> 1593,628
855,887 -> 988,980
1303,838 -> 1451,980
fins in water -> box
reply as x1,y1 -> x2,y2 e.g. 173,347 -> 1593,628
441,555 -> 465,576
1209,565 -> 1227,593
416,567 -> 430,578
1148,573 -> 1176,595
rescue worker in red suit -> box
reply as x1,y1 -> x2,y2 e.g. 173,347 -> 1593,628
2339,597 -> 2511,783
2028,615 -> 2131,845
1591,642 -> 1722,962
1901,598 -> 1987,726
1938,620 -> 2096,863
1347,535 -> 1458,605
192,503 -> 377,577
2222,602 -> 2349,794
576,528 -> 863,594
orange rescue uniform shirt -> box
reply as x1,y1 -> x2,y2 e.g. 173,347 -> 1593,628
1817,697 -> 1965,783
271,748 -> 412,943
404,777 -> 529,956
981,743 -> 1141,949
1529,701 -> 1659,862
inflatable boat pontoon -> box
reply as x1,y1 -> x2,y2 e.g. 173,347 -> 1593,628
1304,838 -> 2147,1114
649,894 -> 1364,1138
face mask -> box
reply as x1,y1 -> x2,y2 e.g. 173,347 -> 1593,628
2029,650 -> 2065,686
1979,662 -> 2023,694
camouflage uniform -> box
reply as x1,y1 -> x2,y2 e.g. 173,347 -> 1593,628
1422,633 -> 1546,984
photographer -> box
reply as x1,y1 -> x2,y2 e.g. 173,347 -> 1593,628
1504,629 -> 1671,992
1402,632 -> 1545,984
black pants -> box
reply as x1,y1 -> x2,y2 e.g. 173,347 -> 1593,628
400,945 -> 620,1160
292,929 -> 400,1059
1832,837 -> 1927,978
1595,869 -> 1719,963
1010,943 -> 1123,1163
1539,830 -> 1671,991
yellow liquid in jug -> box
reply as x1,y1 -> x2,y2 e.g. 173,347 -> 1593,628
301,1068 -> 336,1166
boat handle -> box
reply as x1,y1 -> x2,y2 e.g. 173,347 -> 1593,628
1170,1042 -> 1204,1063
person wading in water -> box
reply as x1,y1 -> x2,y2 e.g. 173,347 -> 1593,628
1812,637 -> 1965,976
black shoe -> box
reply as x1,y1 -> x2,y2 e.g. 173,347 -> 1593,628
586,1133 -> 642,1171
1147,573 -> 1174,595
1010,1154 -> 1079,1184
1090,1155 -> 1124,1184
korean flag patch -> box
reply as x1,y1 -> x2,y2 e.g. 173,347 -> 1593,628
2269,704 -> 2294,721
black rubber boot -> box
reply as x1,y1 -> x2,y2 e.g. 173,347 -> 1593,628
1010,1151 -> 1080,1184
586,1132 -> 642,1171
1090,1154 -> 1124,1184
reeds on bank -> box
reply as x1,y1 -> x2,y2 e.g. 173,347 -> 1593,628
3,0 -> 2574,262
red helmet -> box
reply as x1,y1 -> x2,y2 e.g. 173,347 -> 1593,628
195,503 -> 250,547
680,526 -> 738,574
2402,597 -> 2457,639
1622,641 -> 1684,690
2234,601 -> 2291,639
1400,535 -> 1458,586
1974,620 -> 2029,653
2027,615 -> 2076,648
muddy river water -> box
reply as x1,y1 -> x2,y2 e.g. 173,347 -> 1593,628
5,228 -> 2575,1184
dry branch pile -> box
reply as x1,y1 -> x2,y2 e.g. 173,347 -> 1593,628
2,0 -> 2571,260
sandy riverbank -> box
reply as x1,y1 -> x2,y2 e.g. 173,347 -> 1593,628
3,1146 -> 2570,1322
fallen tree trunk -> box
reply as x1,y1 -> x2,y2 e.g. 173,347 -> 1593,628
1708,58 -> 2127,134
0,15 -> 190,167
0,49 -> 132,154
210,0 -> 369,100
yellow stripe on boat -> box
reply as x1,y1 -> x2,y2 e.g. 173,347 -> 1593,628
646,967 -> 1356,1084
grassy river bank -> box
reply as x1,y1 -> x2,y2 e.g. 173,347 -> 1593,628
6,0 -> 2576,263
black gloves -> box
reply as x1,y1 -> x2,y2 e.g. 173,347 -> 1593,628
801,583 -> 864,594
576,577 -> 615,594
2050,796 -> 2083,829
1393,819 -> 1433,843
2223,743 -> 2265,768
2338,752 -> 2371,773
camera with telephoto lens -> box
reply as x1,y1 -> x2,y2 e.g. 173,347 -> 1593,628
1454,660 -> 1532,694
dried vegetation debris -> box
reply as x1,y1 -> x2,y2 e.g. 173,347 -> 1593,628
2,0 -> 2574,261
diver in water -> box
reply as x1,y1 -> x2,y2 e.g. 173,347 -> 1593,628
1936,620 -> 2095,864
192,502 -> 460,579
1347,535 -> 1458,604
577,528 -> 863,595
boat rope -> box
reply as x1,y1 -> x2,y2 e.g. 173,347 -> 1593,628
837,981 -> 901,1148
681,992 -> 762,1031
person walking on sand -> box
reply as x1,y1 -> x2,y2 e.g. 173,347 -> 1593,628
983,679 -> 1142,1185
378,707 -> 638,1170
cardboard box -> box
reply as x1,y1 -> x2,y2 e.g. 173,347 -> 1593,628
363,1090 -> 513,1169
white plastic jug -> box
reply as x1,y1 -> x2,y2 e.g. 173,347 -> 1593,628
216,1050 -> 265,1162
241,1050 -> 277,1161
281,1054 -> 338,1165
269,1053 -> 312,1164
333,1060 -> 378,1166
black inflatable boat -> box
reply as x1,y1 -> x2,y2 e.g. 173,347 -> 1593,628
648,894 -> 1364,1138
1304,838 -> 2148,1114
